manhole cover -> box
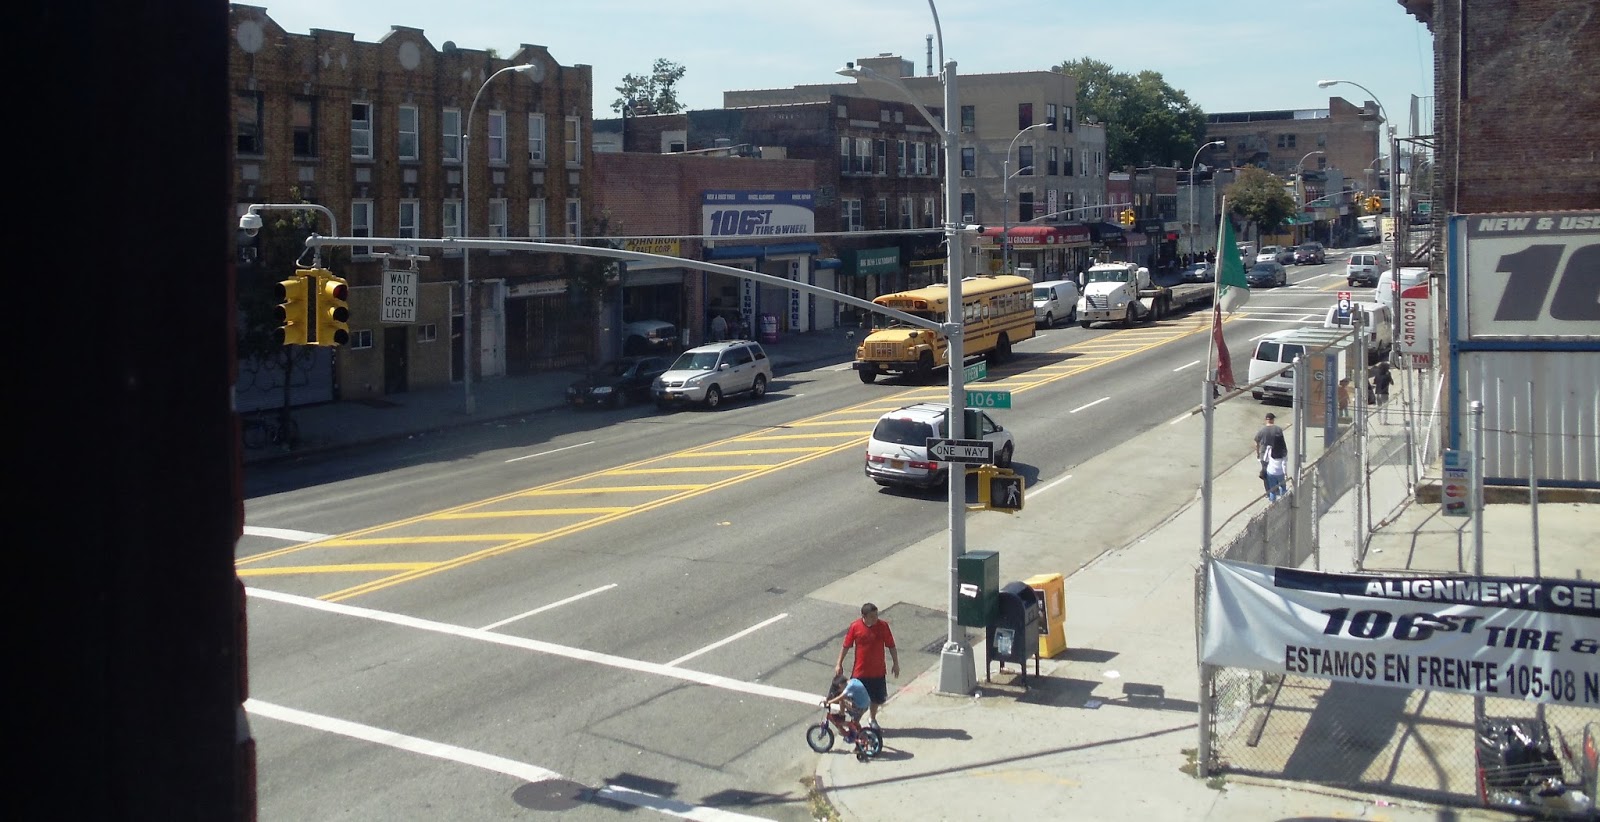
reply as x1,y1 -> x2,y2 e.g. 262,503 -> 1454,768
512,779 -> 589,811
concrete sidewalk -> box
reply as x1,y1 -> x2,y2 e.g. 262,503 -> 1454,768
810,393 -> 1591,822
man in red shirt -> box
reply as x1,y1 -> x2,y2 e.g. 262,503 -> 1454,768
832,602 -> 899,727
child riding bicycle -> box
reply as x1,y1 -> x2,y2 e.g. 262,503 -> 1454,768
823,675 -> 871,741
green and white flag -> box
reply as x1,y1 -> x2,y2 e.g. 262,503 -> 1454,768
1217,217 -> 1250,314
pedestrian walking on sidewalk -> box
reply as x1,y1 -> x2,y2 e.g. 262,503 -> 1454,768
833,602 -> 899,728
1372,361 -> 1393,405
1337,378 -> 1352,420
710,313 -> 728,342
1264,434 -> 1289,502
1252,413 -> 1284,460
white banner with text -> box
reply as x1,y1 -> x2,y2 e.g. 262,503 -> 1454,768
1203,560 -> 1599,706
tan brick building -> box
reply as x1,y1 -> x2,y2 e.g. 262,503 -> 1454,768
1204,98 -> 1385,190
229,5 -> 593,402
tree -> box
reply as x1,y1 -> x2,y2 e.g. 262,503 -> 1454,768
1225,166 -> 1297,237
612,59 -> 687,115
1053,58 -> 1207,170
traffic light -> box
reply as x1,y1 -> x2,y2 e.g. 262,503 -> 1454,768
1119,209 -> 1136,227
274,273 -> 310,346
975,466 -> 1025,513
1365,195 -> 1383,213
310,268 -> 350,346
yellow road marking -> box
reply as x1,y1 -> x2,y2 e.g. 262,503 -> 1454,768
517,485 -> 705,495
237,562 -> 440,576
601,465 -> 774,475
319,534 -> 542,545
433,508 -> 629,518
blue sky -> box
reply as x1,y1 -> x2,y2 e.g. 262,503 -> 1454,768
251,0 -> 1435,136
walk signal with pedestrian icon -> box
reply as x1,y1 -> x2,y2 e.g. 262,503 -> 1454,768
309,268 -> 351,346
975,466 -> 1025,513
275,273 -> 310,346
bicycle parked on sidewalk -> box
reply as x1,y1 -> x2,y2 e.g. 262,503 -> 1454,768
241,409 -> 299,450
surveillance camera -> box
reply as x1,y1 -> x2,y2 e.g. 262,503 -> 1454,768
239,212 -> 263,237
962,223 -> 986,233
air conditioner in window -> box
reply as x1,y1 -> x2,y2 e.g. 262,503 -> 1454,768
961,170 -> 975,177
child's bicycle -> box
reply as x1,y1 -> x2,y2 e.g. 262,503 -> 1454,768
805,700 -> 883,762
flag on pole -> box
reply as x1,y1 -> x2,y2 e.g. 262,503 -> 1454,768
1217,218 -> 1250,314
1212,305 -> 1236,389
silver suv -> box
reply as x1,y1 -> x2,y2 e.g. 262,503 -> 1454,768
652,340 -> 772,410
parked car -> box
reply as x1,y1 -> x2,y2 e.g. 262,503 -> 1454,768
623,319 -> 679,355
566,356 -> 670,409
1346,251 -> 1390,287
1246,261 -> 1288,288
864,403 -> 1014,490
1256,245 -> 1294,266
1180,262 -> 1213,283
652,340 -> 772,410
1293,242 -> 1326,265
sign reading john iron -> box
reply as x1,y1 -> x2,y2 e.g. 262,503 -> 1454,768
701,191 -> 815,240
1203,560 -> 1600,706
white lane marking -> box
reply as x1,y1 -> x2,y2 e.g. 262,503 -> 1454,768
665,613 -> 788,667
243,526 -> 332,543
1172,360 -> 1201,372
245,699 -> 764,821
479,584 -> 618,631
506,440 -> 594,464
1069,397 -> 1110,414
246,587 -> 817,705
1031,473 -> 1073,497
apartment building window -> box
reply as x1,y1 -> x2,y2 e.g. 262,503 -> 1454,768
292,97 -> 318,157
489,198 -> 507,239
1047,146 -> 1058,176
1277,133 -> 1296,148
842,198 -> 863,231
1018,145 -> 1034,176
900,197 -> 913,229
1019,191 -> 1035,222
488,111 -> 507,162
876,198 -> 887,229
350,200 -> 372,257
528,113 -> 546,163
442,108 -> 462,162
1063,106 -> 1074,133
442,199 -> 461,256
1065,150 -> 1075,177
529,198 -> 547,239
398,199 -> 419,254
897,141 -> 908,175
235,92 -> 263,155
1046,103 -> 1058,130
961,147 -> 975,176
961,192 -> 976,223
914,143 -> 927,175
875,139 -> 887,175
1017,102 -> 1033,132
565,198 -> 581,238
1065,191 -> 1076,211
855,138 -> 871,174
565,116 -> 582,166
923,197 -> 936,229
350,103 -> 374,159
398,105 -> 419,161
929,142 -> 940,175
960,105 -> 975,132
840,137 -> 850,170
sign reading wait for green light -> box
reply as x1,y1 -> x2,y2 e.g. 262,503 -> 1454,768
966,389 -> 1011,409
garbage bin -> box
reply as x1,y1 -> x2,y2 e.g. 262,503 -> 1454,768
759,313 -> 778,344
955,550 -> 999,628
986,581 -> 1040,684
1024,573 -> 1066,658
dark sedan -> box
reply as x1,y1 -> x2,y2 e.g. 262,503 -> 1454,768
567,356 -> 670,409
1293,242 -> 1326,265
1246,261 -> 1288,288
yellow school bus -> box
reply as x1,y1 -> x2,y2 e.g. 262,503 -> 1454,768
851,275 -> 1035,384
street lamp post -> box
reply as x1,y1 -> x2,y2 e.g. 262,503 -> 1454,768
1295,150 -> 1325,244
1003,123 -> 1050,275
461,63 -> 536,415
1187,140 -> 1224,260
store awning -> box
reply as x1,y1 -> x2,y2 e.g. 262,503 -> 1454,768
979,224 -> 1091,246
1088,223 -> 1125,244
705,242 -> 821,261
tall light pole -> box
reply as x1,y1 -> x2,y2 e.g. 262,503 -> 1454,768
1188,140 -> 1224,259
461,63 -> 535,415
1295,150 -> 1325,245
1319,79 -> 1402,369
1003,123 -> 1050,275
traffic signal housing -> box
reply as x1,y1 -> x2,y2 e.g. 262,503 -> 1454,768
975,466 -> 1025,514
310,268 -> 350,346
1119,209 -> 1136,227
274,273 -> 310,346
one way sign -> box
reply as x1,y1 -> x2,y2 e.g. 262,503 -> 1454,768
926,438 -> 994,464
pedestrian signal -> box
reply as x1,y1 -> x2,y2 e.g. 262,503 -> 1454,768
975,466 -> 1025,513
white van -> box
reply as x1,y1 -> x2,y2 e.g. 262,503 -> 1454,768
1373,267 -> 1429,315
1323,300 -> 1393,361
1247,328 -> 1358,403
1032,280 -> 1080,327
1346,251 -> 1390,286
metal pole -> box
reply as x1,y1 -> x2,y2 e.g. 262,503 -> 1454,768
1528,381 -> 1541,577
937,58 -> 976,696
1002,157 -> 1010,275
1353,309 -> 1367,568
1196,372 -> 1215,779
1471,401 -> 1484,576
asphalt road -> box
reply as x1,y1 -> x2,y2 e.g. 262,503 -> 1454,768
240,251 -> 1360,820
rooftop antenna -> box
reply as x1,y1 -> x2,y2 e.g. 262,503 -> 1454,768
926,35 -> 933,76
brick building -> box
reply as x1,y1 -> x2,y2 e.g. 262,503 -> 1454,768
229,6 -> 594,404
1204,98 -> 1384,188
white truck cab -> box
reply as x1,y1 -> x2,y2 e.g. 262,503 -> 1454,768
1076,262 -> 1158,328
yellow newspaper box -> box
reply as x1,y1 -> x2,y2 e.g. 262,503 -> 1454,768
1025,573 -> 1067,658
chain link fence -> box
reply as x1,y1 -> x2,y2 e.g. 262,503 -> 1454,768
1201,389 -> 1598,816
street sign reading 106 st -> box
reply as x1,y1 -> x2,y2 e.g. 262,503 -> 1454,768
965,389 -> 1011,409
926,438 -> 994,464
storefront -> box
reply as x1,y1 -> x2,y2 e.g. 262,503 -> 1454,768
701,190 -> 818,338
838,246 -> 900,325
977,224 -> 1092,281
1088,222 -> 1127,265
618,238 -> 689,354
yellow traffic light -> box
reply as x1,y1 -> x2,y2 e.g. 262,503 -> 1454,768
1119,209 -> 1136,227
310,268 -> 351,346
975,466 -> 1025,513
274,274 -> 310,346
